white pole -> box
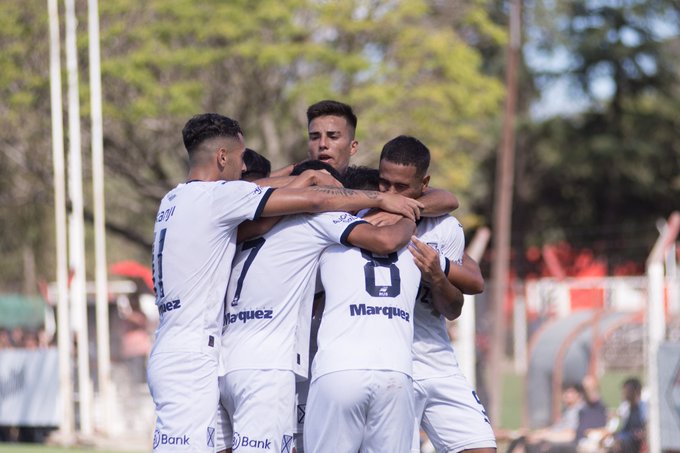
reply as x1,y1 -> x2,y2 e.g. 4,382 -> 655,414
645,212 -> 680,453
65,0 -> 93,437
48,0 -> 75,444
457,294 -> 477,387
453,227 -> 491,388
88,0 -> 112,434
646,261 -> 664,453
513,292 -> 527,374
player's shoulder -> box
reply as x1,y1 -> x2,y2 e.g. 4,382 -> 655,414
419,214 -> 462,230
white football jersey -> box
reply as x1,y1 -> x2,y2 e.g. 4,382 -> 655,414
311,244 -> 421,380
412,215 -> 465,380
220,212 -> 366,376
150,180 -> 273,358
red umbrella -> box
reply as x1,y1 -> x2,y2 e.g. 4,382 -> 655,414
109,260 -> 154,292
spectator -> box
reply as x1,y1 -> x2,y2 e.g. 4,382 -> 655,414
9,326 -> 24,347
575,375 -> 608,452
507,383 -> 585,453
0,328 -> 11,349
597,378 -> 647,453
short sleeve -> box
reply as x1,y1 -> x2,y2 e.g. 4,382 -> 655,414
211,180 -> 273,227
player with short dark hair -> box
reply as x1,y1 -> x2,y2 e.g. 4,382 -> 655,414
377,135 -> 497,453
215,159 -> 420,453
241,148 -> 271,182
147,113 -> 423,453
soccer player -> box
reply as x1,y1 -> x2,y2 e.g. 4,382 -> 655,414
376,135 -> 497,453
267,99 -> 459,215
303,168 -> 424,453
216,160 -> 419,453
147,113 -> 422,453
240,148 -> 271,181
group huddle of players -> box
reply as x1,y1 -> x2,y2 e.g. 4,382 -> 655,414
147,100 -> 498,453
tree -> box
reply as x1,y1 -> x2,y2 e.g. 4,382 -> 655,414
0,0 -> 504,291
508,0 -> 680,272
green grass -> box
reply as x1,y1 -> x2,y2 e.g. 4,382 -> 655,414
498,369 -> 645,429
0,444 -> 143,453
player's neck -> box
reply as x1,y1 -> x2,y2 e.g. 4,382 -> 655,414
186,167 -> 219,183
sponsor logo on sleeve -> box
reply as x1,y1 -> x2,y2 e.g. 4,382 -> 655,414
332,212 -> 359,224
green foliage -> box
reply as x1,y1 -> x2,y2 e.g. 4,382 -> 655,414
0,0 -> 504,290
509,0 -> 680,270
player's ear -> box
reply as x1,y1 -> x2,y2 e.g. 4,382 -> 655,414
422,174 -> 430,189
349,139 -> 359,157
216,147 -> 228,170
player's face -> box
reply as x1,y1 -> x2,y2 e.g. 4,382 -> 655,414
308,115 -> 358,175
378,159 -> 429,200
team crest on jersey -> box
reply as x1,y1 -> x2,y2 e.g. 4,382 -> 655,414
427,242 -> 442,254
252,186 -> 263,195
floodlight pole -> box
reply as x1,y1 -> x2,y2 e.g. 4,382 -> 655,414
646,211 -> 680,453
48,0 -> 75,444
65,0 -> 93,437
88,0 -> 113,435
488,0 -> 522,425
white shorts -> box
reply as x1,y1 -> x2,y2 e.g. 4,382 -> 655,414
218,369 -> 296,453
304,370 -> 414,453
411,371 -> 496,453
293,379 -> 310,453
215,397 -> 233,452
147,352 -> 219,453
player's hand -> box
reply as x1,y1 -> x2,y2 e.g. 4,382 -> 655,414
408,236 -> 446,284
378,193 -> 423,221
362,209 -> 403,226
287,169 -> 343,188
309,170 -> 343,188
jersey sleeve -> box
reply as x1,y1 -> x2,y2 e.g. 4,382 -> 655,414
308,211 -> 368,247
440,216 -> 465,264
211,180 -> 273,227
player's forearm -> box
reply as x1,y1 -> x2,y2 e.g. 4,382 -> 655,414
429,272 -> 465,320
367,218 -> 416,255
237,218 -> 281,243
447,254 -> 484,294
263,187 -> 421,220
418,187 -> 458,216
253,175 -> 297,188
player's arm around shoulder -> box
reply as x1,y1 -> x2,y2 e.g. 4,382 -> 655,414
418,187 -> 459,216
346,216 -> 416,255
261,186 -> 423,221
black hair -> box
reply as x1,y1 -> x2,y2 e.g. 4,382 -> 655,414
241,148 -> 271,181
379,135 -> 430,178
182,113 -> 243,154
306,100 -> 357,135
623,377 -> 642,393
563,382 -> 585,396
290,160 -> 343,184
343,165 -> 379,191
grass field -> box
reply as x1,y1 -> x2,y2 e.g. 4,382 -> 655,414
0,445 -> 143,453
